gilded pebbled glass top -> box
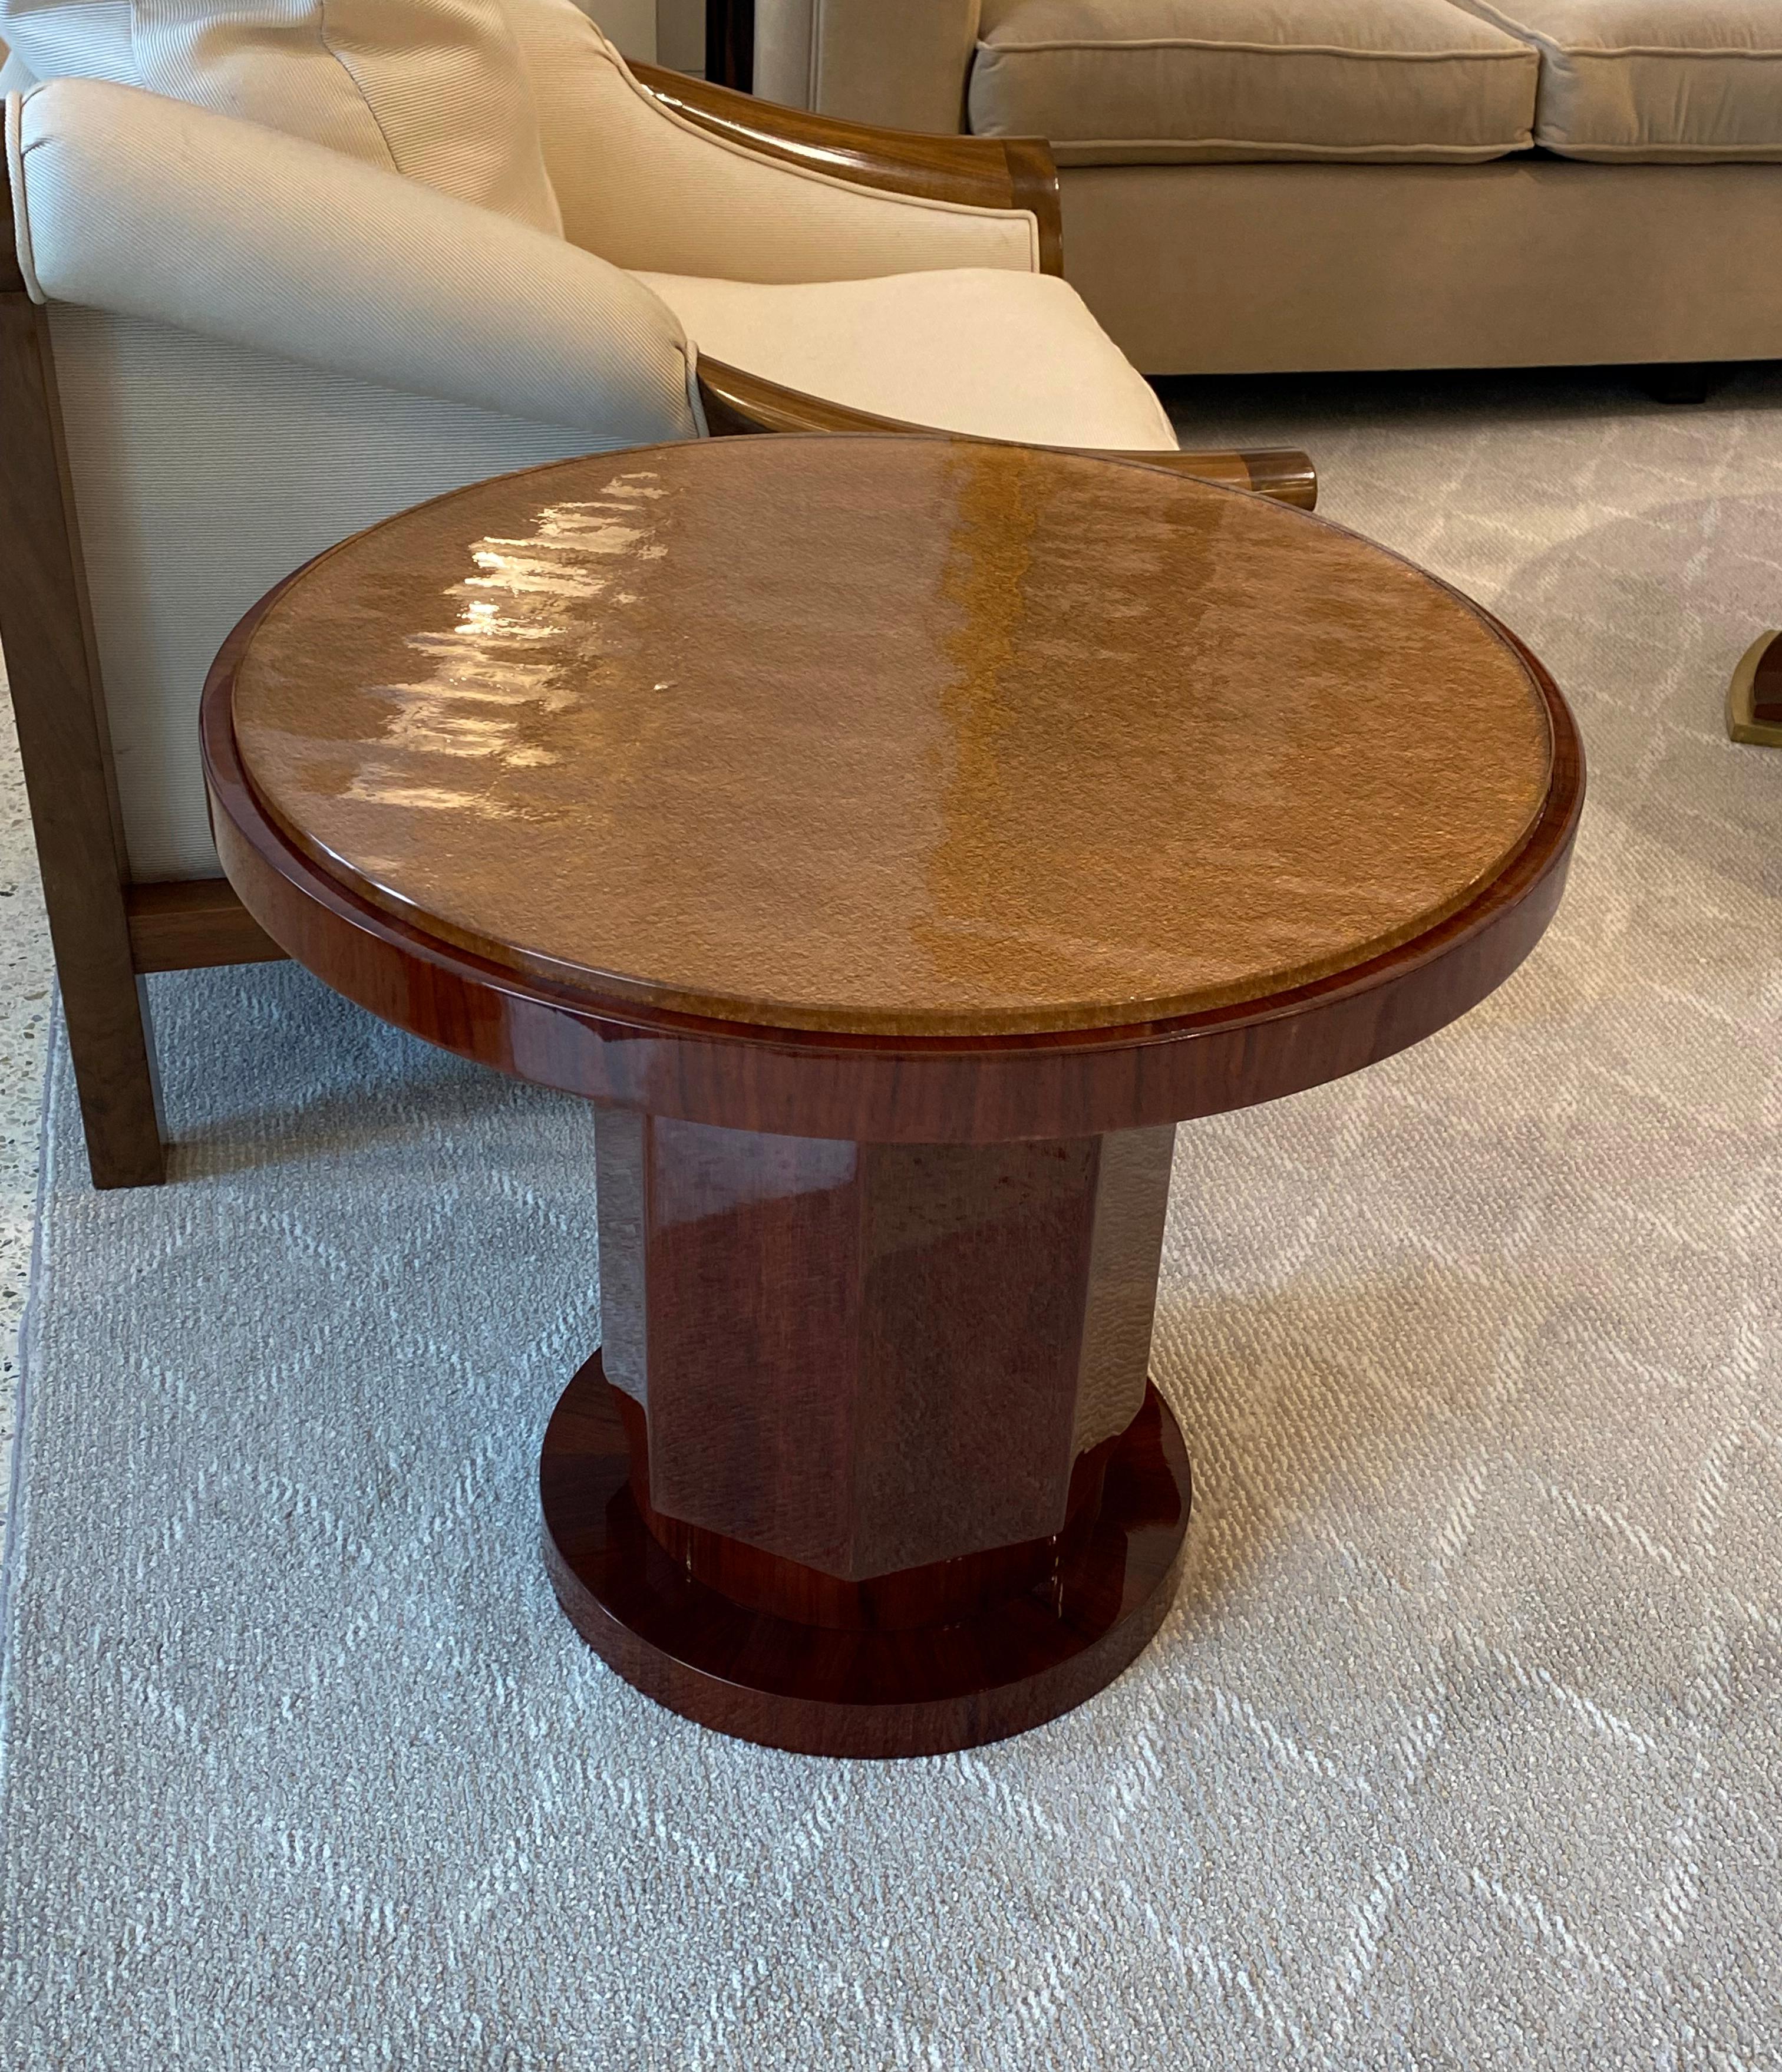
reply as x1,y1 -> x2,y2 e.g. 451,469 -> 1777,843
232,438 -> 1555,1037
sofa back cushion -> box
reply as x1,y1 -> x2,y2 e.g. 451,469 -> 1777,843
1448,0 -> 1782,160
969,0 -> 1539,164
0,0 -> 562,227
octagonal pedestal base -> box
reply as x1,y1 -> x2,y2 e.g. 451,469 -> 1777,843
540,1354 -> 1191,1758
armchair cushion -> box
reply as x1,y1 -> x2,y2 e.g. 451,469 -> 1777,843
634,268 -> 1179,448
1448,0 -> 1782,160
0,0 -> 560,226
968,0 -> 1539,164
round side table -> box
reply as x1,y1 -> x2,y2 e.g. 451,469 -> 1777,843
202,437 -> 1582,1757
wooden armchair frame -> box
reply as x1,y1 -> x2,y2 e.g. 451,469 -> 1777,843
0,73 -> 1315,1189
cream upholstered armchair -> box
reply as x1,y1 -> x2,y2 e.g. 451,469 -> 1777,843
0,0 -> 1312,1189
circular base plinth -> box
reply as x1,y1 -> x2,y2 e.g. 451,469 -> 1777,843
540,1357 -> 1191,1758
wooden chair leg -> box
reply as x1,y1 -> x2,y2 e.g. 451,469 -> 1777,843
0,240 -> 166,1187
55,965 -> 166,1191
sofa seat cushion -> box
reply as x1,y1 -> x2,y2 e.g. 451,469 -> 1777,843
968,0 -> 1539,165
634,269 -> 1180,449
1449,0 -> 1782,159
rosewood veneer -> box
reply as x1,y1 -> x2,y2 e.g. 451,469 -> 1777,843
202,436 -> 1582,1756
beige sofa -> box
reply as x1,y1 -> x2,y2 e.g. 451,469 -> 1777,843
755,0 -> 1782,375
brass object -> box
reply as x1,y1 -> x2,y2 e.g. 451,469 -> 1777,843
1727,631 -> 1782,748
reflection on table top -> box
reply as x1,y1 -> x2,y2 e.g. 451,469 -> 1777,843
231,437 -> 1554,1038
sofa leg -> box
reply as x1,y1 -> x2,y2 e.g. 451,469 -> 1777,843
1638,362 -> 1714,406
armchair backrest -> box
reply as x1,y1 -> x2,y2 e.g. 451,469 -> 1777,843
505,0 -> 1040,281
0,0 -> 562,227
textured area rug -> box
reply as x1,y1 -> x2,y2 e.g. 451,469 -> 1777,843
3,372 -> 1781,2067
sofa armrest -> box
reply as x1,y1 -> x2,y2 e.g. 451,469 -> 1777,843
631,60 -> 1060,273
754,0 -> 981,137
697,358 -> 1317,509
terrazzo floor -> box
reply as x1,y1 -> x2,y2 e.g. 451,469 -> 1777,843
0,682 -> 51,1549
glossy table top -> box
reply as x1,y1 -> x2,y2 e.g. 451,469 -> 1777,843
230,437 -> 1556,1038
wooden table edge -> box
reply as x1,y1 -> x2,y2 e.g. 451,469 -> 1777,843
203,596 -> 1583,1145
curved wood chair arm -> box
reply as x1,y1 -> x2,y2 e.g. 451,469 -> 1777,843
697,357 -> 907,437
696,358 -> 1318,510
631,62 -> 1063,276
1108,444 -> 1318,510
